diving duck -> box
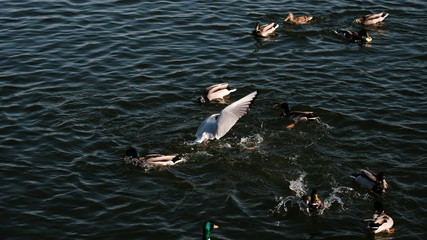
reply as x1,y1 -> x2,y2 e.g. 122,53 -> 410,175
276,102 -> 319,129
333,29 -> 372,43
202,220 -> 219,240
365,201 -> 394,234
253,22 -> 279,37
284,13 -> 313,24
354,12 -> 389,25
197,83 -> 237,104
124,147 -> 184,167
195,91 -> 258,144
351,169 -> 389,194
301,189 -> 323,213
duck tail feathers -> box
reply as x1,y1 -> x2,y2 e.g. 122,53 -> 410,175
382,12 -> 389,19
229,88 -> 237,93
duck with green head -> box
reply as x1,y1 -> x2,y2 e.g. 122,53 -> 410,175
333,29 -> 372,43
301,189 -> 323,213
253,22 -> 279,38
202,220 -> 219,240
275,102 -> 319,129
365,201 -> 394,234
124,147 -> 185,167
197,83 -> 237,104
354,12 -> 389,25
351,169 -> 389,194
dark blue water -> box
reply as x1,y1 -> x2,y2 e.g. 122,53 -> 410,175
1,0 -> 426,239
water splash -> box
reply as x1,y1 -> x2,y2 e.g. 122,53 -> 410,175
273,195 -> 299,214
272,172 -> 309,216
239,133 -> 263,149
273,173 -> 358,216
319,186 -> 354,215
289,172 -> 307,198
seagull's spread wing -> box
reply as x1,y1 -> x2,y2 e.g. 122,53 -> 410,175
215,91 -> 258,139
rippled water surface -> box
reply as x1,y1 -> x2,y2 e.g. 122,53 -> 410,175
1,0 -> 426,239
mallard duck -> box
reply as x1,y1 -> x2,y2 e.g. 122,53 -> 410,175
333,29 -> 372,43
276,102 -> 319,129
253,22 -> 279,37
197,83 -> 237,104
355,12 -> 389,25
195,91 -> 258,144
365,201 -> 394,234
351,169 -> 389,194
202,220 -> 219,240
124,147 -> 184,167
301,189 -> 323,212
284,13 -> 313,24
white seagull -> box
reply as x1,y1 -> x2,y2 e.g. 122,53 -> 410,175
195,91 -> 258,144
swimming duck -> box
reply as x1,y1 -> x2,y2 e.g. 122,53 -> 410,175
253,22 -> 279,37
284,13 -> 313,24
195,91 -> 258,144
276,102 -> 319,129
365,201 -> 394,234
202,220 -> 219,240
124,147 -> 184,167
197,83 -> 237,104
354,12 -> 389,25
301,189 -> 323,213
333,29 -> 372,43
351,169 -> 389,194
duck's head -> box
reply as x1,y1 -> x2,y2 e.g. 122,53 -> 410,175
310,189 -> 320,202
203,220 -> 219,240
254,22 -> 261,31
358,29 -> 372,43
253,22 -> 261,36
197,96 -> 208,104
125,147 -> 140,158
377,172 -> 389,192
354,18 -> 363,24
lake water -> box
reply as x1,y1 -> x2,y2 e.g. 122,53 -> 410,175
1,0 -> 426,239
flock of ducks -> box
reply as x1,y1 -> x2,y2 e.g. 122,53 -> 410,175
124,11 -> 393,239
253,11 -> 389,44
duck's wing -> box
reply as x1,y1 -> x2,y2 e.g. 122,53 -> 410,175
295,16 -> 313,23
360,169 -> 378,182
195,114 -> 220,143
144,154 -> 183,166
363,12 -> 389,24
208,89 -> 231,102
335,29 -> 355,39
145,154 -> 163,158
215,91 -> 258,139
261,23 -> 278,35
291,111 -> 314,115
206,83 -> 228,92
145,154 -> 178,162
365,12 -> 385,20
